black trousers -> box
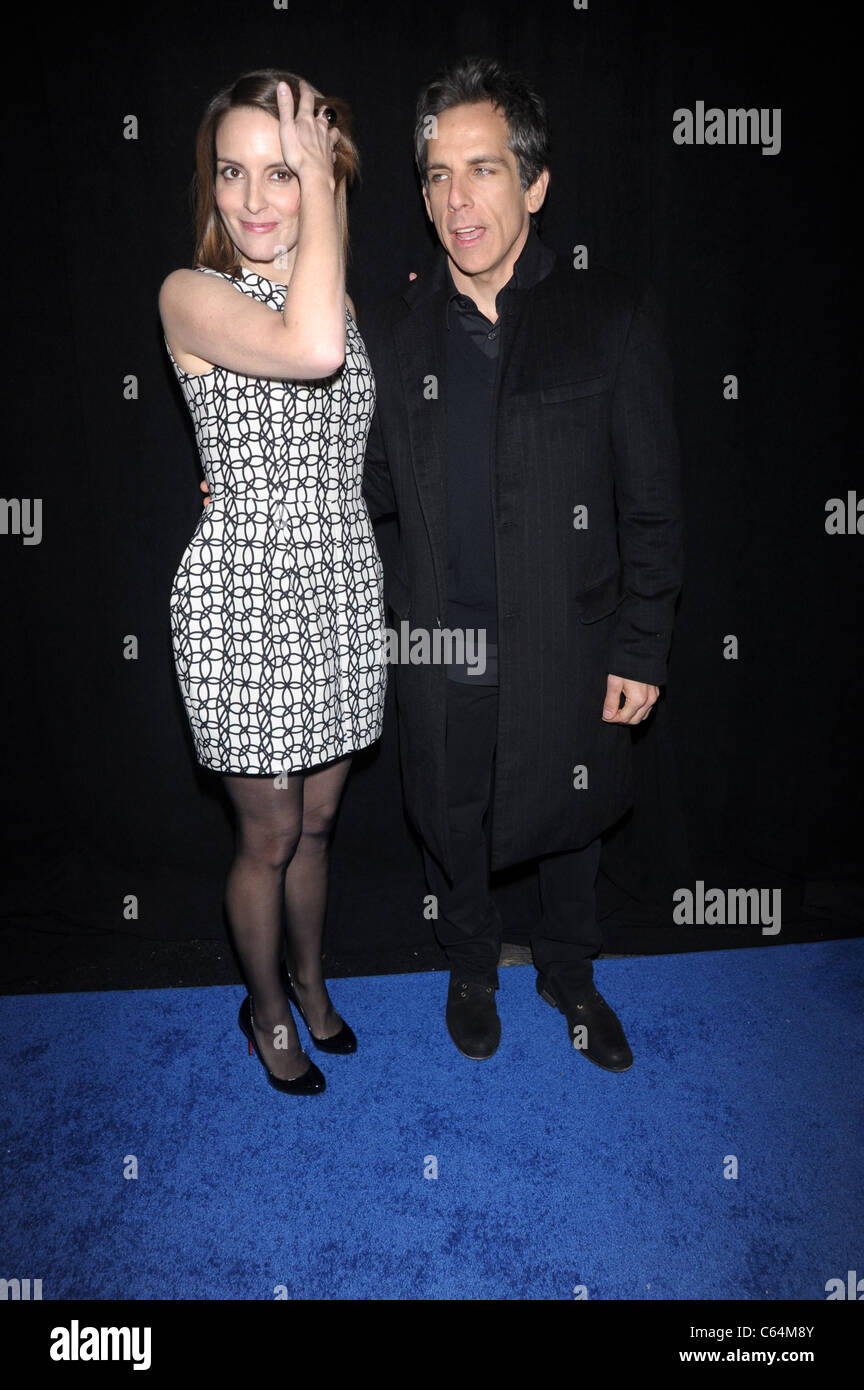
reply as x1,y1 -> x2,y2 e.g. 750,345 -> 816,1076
422,678 -> 604,991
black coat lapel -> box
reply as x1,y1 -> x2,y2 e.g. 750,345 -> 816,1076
393,258 -> 450,609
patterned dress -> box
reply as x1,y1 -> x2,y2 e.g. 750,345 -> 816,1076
164,265 -> 386,774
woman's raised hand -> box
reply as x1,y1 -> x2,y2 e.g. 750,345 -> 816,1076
277,78 -> 339,184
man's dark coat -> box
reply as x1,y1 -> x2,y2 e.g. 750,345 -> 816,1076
359,235 -> 683,878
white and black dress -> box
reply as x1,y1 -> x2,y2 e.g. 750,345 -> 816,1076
165,266 -> 386,774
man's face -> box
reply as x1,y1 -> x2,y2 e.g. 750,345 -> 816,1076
421,100 -> 548,286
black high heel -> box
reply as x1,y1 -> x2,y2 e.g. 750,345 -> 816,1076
279,961 -> 358,1054
238,996 -> 326,1094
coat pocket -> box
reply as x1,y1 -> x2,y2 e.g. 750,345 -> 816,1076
541,371 -> 614,404
576,570 -> 627,623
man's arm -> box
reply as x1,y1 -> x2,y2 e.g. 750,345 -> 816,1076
362,400 -> 397,522
607,280 -> 684,690
358,301 -> 397,522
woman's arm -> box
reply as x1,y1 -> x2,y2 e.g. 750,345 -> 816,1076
160,79 -> 345,380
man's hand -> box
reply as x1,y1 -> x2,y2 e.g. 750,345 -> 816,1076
602,674 -> 658,723
200,479 -> 211,507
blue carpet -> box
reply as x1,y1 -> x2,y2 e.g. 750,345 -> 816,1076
2,940 -> 862,1300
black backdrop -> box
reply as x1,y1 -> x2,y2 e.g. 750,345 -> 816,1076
2,0 -> 861,993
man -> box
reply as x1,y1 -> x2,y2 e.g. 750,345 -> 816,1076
359,56 -> 684,1069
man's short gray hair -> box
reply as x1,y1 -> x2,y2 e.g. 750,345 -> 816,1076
413,56 -> 550,193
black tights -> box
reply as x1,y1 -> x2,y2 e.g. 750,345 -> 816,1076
222,755 -> 352,1080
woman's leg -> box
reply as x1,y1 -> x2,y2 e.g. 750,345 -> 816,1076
282,754 -> 353,1037
222,771 -> 310,1080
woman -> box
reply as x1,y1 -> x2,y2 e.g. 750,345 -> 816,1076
159,70 -> 386,1095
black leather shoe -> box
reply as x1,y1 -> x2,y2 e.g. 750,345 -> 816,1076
279,960 -> 358,1054
446,976 -> 501,1059
536,973 -> 633,1072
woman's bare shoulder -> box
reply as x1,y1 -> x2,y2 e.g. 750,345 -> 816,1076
159,266 -> 231,301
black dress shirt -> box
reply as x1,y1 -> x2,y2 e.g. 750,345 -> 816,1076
443,224 -> 556,683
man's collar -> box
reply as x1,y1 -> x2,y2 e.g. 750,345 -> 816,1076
402,223 -> 556,309
514,222 -> 556,288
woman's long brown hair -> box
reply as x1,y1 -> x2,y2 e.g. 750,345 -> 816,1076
191,68 -> 359,275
